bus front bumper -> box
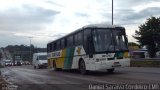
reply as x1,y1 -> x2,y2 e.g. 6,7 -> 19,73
94,59 -> 130,70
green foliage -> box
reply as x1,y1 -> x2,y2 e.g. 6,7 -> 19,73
134,16 -> 160,58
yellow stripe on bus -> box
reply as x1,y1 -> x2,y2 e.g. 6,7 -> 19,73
124,52 -> 129,58
54,48 -> 66,68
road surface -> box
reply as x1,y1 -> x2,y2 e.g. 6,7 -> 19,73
1,65 -> 160,90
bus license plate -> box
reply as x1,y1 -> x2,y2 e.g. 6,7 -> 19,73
112,62 -> 121,67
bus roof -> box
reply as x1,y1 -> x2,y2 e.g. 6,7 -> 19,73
48,23 -> 125,44
82,23 -> 124,29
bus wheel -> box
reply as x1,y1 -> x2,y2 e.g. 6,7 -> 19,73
79,60 -> 86,75
107,68 -> 115,73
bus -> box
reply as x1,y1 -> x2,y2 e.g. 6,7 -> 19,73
47,23 -> 130,74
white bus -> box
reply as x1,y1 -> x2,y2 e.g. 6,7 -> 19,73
47,23 -> 130,74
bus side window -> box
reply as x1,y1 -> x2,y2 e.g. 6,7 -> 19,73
51,42 -> 54,51
67,35 -> 73,47
75,31 -> 83,45
54,42 -> 57,51
57,40 -> 61,50
47,44 -> 49,52
74,33 -> 78,46
61,39 -> 65,49
84,29 -> 91,54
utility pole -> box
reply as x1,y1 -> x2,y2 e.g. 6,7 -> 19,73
112,0 -> 113,25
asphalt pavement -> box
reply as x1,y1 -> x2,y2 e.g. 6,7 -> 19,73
1,65 -> 160,90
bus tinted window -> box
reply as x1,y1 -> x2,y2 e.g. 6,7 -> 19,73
61,39 -> 65,48
113,30 -> 128,51
67,35 -> 73,47
75,31 -> 83,45
84,29 -> 91,54
57,40 -> 61,50
53,42 -> 57,50
93,29 -> 114,52
78,31 -> 83,45
47,44 -> 51,52
74,34 -> 78,45
51,42 -> 54,51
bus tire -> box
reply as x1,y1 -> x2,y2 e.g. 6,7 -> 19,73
79,59 -> 87,75
107,68 -> 114,73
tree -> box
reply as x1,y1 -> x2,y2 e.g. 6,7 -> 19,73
133,16 -> 160,58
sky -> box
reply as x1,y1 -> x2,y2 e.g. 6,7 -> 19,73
0,0 -> 160,48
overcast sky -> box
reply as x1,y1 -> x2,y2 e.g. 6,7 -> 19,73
0,0 -> 160,48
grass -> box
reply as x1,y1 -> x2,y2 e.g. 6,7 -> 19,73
131,60 -> 160,67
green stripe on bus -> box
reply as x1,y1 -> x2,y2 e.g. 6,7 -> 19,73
114,52 -> 123,58
64,47 -> 75,69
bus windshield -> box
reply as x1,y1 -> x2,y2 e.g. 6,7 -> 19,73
113,29 -> 128,51
93,28 -> 128,52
